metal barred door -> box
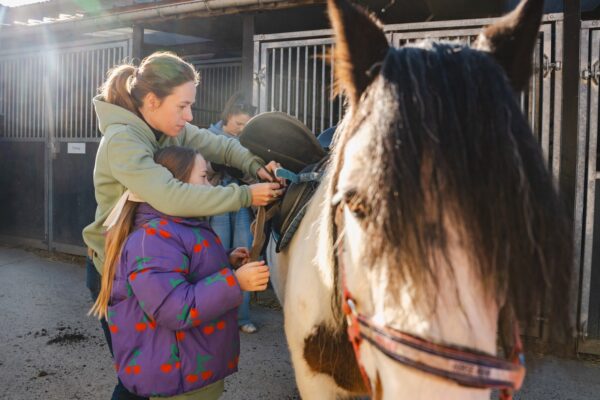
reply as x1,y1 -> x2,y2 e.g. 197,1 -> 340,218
253,16 -> 563,338
0,38 -> 131,254
189,58 -> 242,128
254,17 -> 562,174
50,39 -> 130,254
0,53 -> 48,246
576,21 -> 600,355
254,32 -> 343,135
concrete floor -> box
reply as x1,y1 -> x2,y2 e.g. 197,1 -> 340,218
0,244 -> 599,400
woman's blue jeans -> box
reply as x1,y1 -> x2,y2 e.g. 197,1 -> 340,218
210,206 -> 253,326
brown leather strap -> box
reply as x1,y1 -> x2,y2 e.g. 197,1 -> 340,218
249,203 -> 280,261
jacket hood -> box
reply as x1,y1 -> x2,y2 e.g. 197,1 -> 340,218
93,95 -> 155,142
135,203 -> 210,230
209,120 -> 237,140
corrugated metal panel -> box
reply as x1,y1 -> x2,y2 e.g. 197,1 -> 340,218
0,54 -> 46,140
0,40 -> 129,141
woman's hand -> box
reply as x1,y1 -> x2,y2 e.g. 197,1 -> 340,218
229,247 -> 250,269
249,182 -> 283,206
257,161 -> 286,186
234,261 -> 270,291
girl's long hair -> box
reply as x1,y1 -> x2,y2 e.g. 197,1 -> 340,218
89,146 -> 198,319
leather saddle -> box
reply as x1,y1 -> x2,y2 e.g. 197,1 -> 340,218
240,112 -> 326,173
239,112 -> 330,251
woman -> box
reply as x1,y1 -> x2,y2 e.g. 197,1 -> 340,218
83,52 -> 282,400
208,92 -> 261,334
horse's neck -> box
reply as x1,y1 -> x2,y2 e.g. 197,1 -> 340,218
278,180 -> 339,323
366,239 -> 499,399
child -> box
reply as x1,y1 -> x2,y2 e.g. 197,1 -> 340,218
208,91 -> 259,334
90,146 -> 270,399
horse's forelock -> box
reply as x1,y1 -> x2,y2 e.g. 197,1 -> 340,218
330,42 -> 572,340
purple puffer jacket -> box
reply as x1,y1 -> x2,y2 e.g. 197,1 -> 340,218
108,203 -> 243,398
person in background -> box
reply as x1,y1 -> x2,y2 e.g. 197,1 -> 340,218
208,92 -> 272,334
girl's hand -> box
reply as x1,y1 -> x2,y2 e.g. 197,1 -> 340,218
229,247 -> 250,268
234,261 -> 270,291
258,161 -> 286,186
249,182 -> 283,206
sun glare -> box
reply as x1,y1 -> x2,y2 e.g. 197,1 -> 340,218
0,0 -> 44,7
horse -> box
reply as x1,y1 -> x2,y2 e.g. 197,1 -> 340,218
268,0 -> 573,399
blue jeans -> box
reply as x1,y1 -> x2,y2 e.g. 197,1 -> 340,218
86,258 -> 148,400
210,207 -> 253,326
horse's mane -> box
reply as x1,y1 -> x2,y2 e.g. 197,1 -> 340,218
328,41 -> 572,339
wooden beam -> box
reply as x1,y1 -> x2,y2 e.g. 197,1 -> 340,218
132,24 -> 144,62
143,41 -> 241,58
560,0 -> 581,353
241,14 -> 255,102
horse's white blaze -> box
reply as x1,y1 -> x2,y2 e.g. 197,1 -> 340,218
337,132 -> 499,399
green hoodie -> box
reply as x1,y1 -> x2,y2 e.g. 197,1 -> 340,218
82,97 -> 265,273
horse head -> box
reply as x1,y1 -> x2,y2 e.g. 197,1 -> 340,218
326,0 -> 572,398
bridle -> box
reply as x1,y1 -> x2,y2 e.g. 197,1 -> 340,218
331,191 -> 525,400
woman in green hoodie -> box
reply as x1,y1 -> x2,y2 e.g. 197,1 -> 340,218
83,51 -> 282,400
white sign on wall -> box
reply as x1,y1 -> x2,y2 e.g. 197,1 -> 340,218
67,143 -> 86,154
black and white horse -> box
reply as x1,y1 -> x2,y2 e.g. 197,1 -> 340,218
269,0 -> 572,398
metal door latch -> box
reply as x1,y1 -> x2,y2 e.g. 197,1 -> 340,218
49,139 -> 60,159
542,54 -> 562,78
253,68 -> 266,87
582,60 -> 600,86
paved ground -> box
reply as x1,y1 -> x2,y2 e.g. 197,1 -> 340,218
1,244 -> 599,400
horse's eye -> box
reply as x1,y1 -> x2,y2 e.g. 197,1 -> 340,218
344,190 -> 368,220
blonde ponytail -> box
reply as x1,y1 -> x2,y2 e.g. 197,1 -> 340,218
99,64 -> 140,115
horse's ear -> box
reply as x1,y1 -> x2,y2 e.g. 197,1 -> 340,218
474,0 -> 544,91
327,0 -> 389,109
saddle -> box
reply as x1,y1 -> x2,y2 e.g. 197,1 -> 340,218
240,112 -> 326,173
239,112 -> 330,252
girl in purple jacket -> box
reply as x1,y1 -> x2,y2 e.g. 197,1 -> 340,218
90,146 -> 270,399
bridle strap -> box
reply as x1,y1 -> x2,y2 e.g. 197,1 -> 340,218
339,231 -> 375,394
356,315 -> 525,390
333,198 -> 525,399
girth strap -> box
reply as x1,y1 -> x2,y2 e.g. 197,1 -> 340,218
249,203 -> 280,261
